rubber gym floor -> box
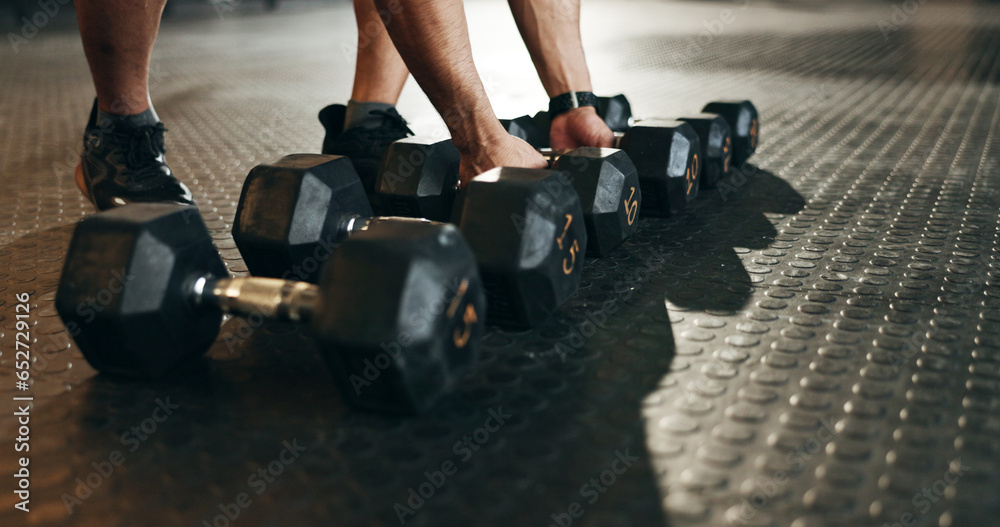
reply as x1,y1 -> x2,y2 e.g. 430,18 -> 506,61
1,0 -> 999,525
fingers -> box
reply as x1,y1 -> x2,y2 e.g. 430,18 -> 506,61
458,136 -> 548,184
595,126 -> 615,148
549,107 -> 615,150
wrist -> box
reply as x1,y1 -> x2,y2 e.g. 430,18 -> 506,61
552,105 -> 599,121
450,112 -> 509,156
548,91 -> 599,119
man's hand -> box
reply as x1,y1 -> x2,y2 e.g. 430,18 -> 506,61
457,135 -> 548,187
549,106 -> 615,151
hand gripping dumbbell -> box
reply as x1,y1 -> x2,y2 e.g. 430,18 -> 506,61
518,96 -> 759,207
233,153 -> 586,329
56,202 -> 486,413
589,94 -> 759,182
377,137 -> 639,257
502,113 -> 700,218
593,95 -> 759,189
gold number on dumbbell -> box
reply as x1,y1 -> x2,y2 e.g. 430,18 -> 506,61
624,186 -> 638,225
686,153 -> 699,195
556,214 -> 580,275
750,118 -> 759,149
447,279 -> 478,348
562,240 -> 580,275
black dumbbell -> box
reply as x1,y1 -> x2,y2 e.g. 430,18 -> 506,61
675,114 -> 732,189
502,115 -> 698,218
583,94 -> 759,175
592,95 -> 757,168
56,202 -> 486,413
701,100 -> 759,166
593,97 -> 755,189
523,95 -> 760,201
511,95 -> 634,145
613,120 -> 700,217
441,129 -> 640,256
535,147 -> 642,256
235,152 -> 586,329
596,94 -> 633,132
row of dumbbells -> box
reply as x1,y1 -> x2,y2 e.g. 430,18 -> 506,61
56,95 -> 759,414
501,94 -> 759,218
370,95 -> 759,259
55,158 -> 577,413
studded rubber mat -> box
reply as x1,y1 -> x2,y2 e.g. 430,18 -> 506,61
1,1 -> 999,526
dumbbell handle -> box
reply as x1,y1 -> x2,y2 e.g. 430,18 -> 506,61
538,148 -> 572,161
192,276 -> 320,324
200,217 -> 434,322
538,140 -> 626,160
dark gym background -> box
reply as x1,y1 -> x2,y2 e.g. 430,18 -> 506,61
1,0 -> 999,526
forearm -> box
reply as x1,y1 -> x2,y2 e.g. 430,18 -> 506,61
507,0 -> 593,97
373,0 -> 505,155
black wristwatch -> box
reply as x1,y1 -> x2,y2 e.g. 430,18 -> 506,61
548,91 -> 599,118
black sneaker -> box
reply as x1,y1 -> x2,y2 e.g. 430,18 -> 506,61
75,100 -> 194,211
318,104 -> 413,193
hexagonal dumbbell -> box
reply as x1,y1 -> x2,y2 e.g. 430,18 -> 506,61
520,95 -> 760,203
613,119 -> 700,217
502,114 -> 696,218
537,147 -> 642,256
591,95 -> 758,169
582,94 -> 759,171
675,113 -> 733,189
450,166 -> 587,327
367,137 -> 460,220
236,153 -> 587,329
701,100 -> 759,166
57,201 -> 486,413
596,94 -> 633,132
498,116 -> 548,151
523,96 -> 634,139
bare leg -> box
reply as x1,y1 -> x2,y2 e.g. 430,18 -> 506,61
74,0 -> 166,115
373,0 -> 545,184
507,0 -> 613,150
351,0 -> 410,103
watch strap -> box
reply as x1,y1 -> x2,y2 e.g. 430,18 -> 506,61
548,91 -> 599,118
